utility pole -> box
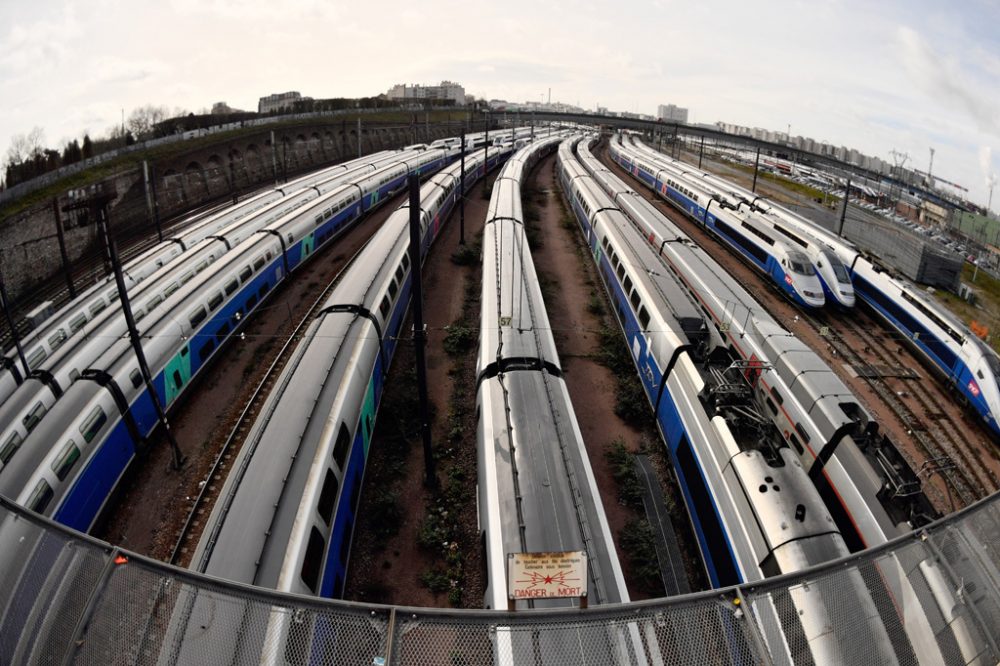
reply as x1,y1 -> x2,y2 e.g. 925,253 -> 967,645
357,118 -> 362,158
97,202 -> 186,471
270,130 -> 278,185
0,274 -> 29,377
143,161 -> 163,242
838,178 -> 851,236
407,175 -> 435,487
751,145 -> 762,193
927,147 -> 935,189
459,129 -> 466,245
698,135 -> 705,169
52,198 -> 77,298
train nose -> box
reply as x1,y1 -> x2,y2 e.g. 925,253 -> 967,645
800,287 -> 826,308
836,288 -> 856,308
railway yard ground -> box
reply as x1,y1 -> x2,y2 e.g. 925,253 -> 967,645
83,134 -> 1000,610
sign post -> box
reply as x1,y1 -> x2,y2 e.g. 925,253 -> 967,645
507,551 -> 588,610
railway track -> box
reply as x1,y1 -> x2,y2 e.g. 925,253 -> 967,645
168,238 -> 368,568
815,310 -> 998,506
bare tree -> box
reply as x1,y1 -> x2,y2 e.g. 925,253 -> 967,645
4,126 -> 44,168
127,104 -> 169,139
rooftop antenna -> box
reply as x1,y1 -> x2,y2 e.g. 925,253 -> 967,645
927,147 -> 935,189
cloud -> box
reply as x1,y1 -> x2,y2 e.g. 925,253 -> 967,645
980,145 -> 997,190
896,25 -> 1000,137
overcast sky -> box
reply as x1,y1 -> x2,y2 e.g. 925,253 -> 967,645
2,0 -> 999,208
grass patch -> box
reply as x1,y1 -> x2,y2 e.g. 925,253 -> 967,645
586,290 -> 605,316
620,519 -> 665,594
450,242 -> 479,266
443,322 -> 476,355
605,438 -> 645,509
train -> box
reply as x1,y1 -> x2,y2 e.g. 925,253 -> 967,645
585,137 -> 998,664
0,146 -> 454,533
607,137 -> 826,309
559,135 -> 899,663
637,133 -> 1000,440
477,133 -> 641,663
625,136 -> 857,308
0,149 -> 439,475
153,142 -> 513,665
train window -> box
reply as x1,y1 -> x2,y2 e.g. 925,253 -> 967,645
395,266 -> 404,283
401,254 -> 410,270
317,469 -> 339,525
28,480 -> 53,514
630,291 -> 640,310
180,271 -> 195,285
27,347 -> 46,370
258,283 -> 269,299
789,433 -> 804,455
0,431 -> 22,464
287,233 -> 294,245
379,296 -> 390,320
23,402 -> 47,431
52,439 -> 80,481
224,279 -> 239,297
147,294 -> 163,311
300,527 -> 325,593
765,397 -> 777,416
314,214 -> 323,227
199,339 -> 215,364
616,263 -> 625,281
196,260 -> 209,273
48,329 -> 68,351
90,300 -> 107,316
265,251 -> 273,261
130,369 -> 142,389
107,289 -> 119,303
208,292 -> 224,312
69,314 -> 87,334
978,370 -> 985,380
769,387 -> 783,405
795,422 -> 811,443
134,309 -> 146,322
164,282 -> 180,298
333,424 -> 350,469
80,407 -> 107,443
388,280 -> 398,299
253,256 -> 266,271
188,307 -> 207,328
623,275 -> 633,294
172,370 -> 183,392
638,307 -> 651,330
239,266 -> 252,283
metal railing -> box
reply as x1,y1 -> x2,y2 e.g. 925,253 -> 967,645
1,490 -> 1000,664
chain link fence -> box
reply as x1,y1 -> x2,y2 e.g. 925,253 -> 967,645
1,492 -> 999,664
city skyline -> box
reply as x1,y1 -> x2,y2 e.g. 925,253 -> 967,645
1,0 -> 998,208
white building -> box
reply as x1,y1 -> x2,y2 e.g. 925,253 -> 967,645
656,103 -> 689,123
258,91 -> 309,114
387,81 -> 466,105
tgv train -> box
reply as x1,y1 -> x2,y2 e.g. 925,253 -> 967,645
609,138 -> 826,308
154,144 -> 512,666
477,135 -> 639,663
0,147 -> 453,534
0,150 -> 432,475
625,136 -> 856,308
668,139 -> 1000,440
0,152 -> 400,404
560,136 -> 897,663
608,137 -> 936,548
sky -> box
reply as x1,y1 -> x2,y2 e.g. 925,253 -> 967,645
2,0 -> 999,209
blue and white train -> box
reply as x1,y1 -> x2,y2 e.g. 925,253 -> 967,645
609,138 -> 826,308
625,136 -> 856,308
560,136 -> 898,664
0,150 -> 433,476
0,147 -> 452,534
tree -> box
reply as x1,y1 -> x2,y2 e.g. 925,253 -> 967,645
127,104 -> 169,139
62,139 -> 82,164
82,134 -> 93,159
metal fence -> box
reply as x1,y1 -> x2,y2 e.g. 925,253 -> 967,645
2,492 -> 1000,664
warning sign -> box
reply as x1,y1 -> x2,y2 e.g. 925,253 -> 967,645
507,551 -> 588,600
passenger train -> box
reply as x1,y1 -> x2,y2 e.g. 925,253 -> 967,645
152,143 -> 513,666
477,135 -> 640,663
0,146 -> 452,534
560,136 -> 898,663
0,152 -> 409,405
0,150 -> 432,474
590,138 -> 994,664
608,138 -> 826,308
626,137 -> 856,308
